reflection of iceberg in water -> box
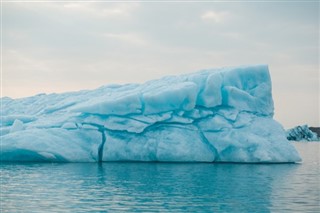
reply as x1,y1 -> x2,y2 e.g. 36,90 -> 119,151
1,162 -> 300,212
1,65 -> 300,162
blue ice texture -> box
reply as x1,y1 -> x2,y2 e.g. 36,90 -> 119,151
1,65 -> 301,163
286,125 -> 319,141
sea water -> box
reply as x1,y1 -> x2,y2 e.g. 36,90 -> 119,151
1,143 -> 319,212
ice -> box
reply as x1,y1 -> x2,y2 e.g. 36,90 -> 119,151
10,119 -> 24,133
286,125 -> 319,141
2,115 -> 36,126
0,65 -> 301,162
72,91 -> 142,115
1,128 -> 101,162
143,82 -> 198,114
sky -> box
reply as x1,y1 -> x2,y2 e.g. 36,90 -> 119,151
1,0 -> 319,128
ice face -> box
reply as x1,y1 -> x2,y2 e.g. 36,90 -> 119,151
0,65 -> 301,163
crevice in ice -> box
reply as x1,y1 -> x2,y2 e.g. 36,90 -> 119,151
194,122 -> 219,161
98,130 -> 106,162
139,93 -> 146,113
81,122 -> 107,162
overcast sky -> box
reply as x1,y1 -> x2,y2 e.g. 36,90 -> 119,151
1,1 -> 319,128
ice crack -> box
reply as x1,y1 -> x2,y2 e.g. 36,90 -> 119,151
82,122 -> 107,162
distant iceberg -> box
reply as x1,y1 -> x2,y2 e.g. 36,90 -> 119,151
1,65 -> 301,163
286,125 -> 319,141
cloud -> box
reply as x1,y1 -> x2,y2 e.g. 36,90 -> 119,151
201,11 -> 230,23
2,2 -> 319,127
100,32 -> 148,46
62,2 -> 140,19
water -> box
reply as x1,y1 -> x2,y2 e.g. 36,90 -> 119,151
1,143 -> 319,212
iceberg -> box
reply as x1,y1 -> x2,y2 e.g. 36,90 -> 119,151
0,65 -> 301,163
286,125 -> 319,141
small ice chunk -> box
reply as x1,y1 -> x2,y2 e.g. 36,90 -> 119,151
10,119 -> 24,133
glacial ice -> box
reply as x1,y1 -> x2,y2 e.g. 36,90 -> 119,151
0,65 -> 301,163
286,125 -> 319,141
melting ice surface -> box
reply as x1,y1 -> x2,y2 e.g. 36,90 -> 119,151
1,65 -> 301,163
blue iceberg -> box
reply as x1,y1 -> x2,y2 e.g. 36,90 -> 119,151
286,125 -> 319,141
1,65 -> 301,163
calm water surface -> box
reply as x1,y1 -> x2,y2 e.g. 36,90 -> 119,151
1,143 -> 319,212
